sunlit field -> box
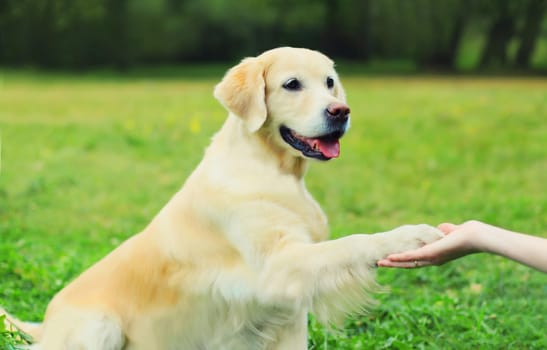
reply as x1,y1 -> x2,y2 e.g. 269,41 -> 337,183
1,68 -> 546,349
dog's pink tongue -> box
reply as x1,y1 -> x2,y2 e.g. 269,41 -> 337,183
317,139 -> 340,158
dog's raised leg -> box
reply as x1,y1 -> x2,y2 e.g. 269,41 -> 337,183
258,224 -> 443,326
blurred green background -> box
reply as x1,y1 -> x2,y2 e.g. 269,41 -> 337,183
0,0 -> 546,72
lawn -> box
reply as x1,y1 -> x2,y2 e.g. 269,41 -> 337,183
0,68 -> 546,349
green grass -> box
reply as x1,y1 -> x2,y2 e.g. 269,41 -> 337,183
1,68 -> 546,349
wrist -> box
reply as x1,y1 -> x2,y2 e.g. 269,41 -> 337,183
465,222 -> 499,253
472,223 -> 511,255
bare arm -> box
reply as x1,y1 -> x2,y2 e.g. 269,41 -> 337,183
377,220 -> 547,273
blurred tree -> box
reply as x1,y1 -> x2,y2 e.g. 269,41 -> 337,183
411,0 -> 466,69
321,0 -> 372,60
268,0 -> 324,55
30,0 -> 56,67
0,0 -> 544,71
479,0 -> 516,68
322,0 -> 341,56
421,0 -> 468,69
515,0 -> 546,68
105,0 -> 131,70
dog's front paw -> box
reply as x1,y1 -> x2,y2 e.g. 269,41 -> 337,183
381,224 -> 444,256
402,224 -> 444,245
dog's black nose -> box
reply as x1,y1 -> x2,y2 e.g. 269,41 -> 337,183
326,102 -> 350,122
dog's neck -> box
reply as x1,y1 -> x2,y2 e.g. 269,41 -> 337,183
211,114 -> 309,179
255,128 -> 308,179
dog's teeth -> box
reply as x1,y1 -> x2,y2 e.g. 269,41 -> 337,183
311,140 -> 319,151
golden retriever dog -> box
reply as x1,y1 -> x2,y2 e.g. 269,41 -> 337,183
2,47 -> 443,349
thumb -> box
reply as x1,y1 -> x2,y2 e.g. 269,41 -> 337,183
438,222 -> 458,235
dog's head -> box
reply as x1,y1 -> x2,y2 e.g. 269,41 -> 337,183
214,47 -> 350,161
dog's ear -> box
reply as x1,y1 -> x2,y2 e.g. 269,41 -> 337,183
214,57 -> 267,133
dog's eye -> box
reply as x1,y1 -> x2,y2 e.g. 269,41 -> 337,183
283,78 -> 302,91
326,77 -> 334,89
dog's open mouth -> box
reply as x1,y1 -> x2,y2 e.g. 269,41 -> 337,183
280,126 -> 344,161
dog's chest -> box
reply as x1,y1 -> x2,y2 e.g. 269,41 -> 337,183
296,191 -> 329,242
210,305 -> 301,350
127,297 -> 297,350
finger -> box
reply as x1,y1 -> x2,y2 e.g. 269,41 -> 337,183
377,259 -> 434,268
384,237 -> 452,262
377,259 -> 416,268
438,222 -> 458,234
384,246 -> 435,262
382,231 -> 464,263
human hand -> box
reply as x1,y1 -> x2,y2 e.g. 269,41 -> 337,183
377,221 -> 487,268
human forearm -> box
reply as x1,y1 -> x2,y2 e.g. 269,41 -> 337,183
477,225 -> 547,273
378,221 -> 547,273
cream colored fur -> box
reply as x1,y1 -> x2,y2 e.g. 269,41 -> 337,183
2,47 -> 442,350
